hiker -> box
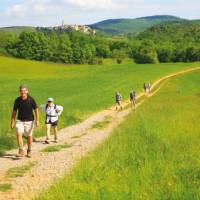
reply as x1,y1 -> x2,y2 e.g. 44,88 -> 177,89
143,83 -> 148,93
130,90 -> 136,107
10,85 -> 39,158
147,83 -> 151,92
115,92 -> 122,110
40,98 -> 63,144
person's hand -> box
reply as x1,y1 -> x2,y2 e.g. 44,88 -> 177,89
35,120 -> 40,127
10,121 -> 15,129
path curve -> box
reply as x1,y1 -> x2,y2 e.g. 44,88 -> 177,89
0,66 -> 200,200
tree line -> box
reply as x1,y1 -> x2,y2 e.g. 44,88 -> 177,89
1,20 -> 200,64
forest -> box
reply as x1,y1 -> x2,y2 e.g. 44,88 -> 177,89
0,20 -> 200,64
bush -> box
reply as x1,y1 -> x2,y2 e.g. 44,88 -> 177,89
116,59 -> 122,64
133,40 -> 159,64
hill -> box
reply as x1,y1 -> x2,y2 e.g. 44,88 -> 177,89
137,20 -> 200,43
0,26 -> 36,35
89,15 -> 185,35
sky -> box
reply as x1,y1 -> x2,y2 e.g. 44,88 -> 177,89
0,0 -> 200,27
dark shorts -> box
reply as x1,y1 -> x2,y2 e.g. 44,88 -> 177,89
130,98 -> 136,101
116,100 -> 121,105
45,120 -> 58,127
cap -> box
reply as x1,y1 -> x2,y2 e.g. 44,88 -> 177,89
48,97 -> 54,102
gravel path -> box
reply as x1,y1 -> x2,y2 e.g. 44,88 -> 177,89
0,67 -> 199,200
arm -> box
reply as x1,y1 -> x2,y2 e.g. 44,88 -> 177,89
34,108 -> 40,127
10,110 -> 17,129
56,106 -> 63,116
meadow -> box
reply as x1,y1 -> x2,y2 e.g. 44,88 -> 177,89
0,55 -> 199,153
35,70 -> 200,200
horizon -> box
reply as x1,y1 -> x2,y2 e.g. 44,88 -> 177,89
0,0 -> 200,28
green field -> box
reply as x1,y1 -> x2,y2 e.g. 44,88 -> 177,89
0,55 -> 199,153
35,70 -> 200,200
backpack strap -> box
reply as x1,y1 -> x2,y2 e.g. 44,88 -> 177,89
46,104 -> 58,117
45,104 -> 48,112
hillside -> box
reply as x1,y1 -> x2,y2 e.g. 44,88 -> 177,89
137,20 -> 200,43
0,26 -> 36,35
89,15 -> 185,34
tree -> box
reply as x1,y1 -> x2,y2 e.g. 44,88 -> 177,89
8,32 -> 51,61
112,49 -> 127,64
54,33 -> 72,63
185,47 -> 200,62
133,40 -> 159,64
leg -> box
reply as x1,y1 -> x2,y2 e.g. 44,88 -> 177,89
17,133 -> 23,149
16,134 -> 24,157
53,126 -> 58,142
120,101 -> 123,110
16,121 -> 24,157
25,121 -> 34,158
45,124 -> 51,143
115,103 -> 118,111
131,100 -> 133,107
134,100 -> 136,108
27,136 -> 32,151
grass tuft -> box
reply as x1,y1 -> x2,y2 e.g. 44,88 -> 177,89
0,183 -> 12,192
6,162 -> 37,178
41,143 -> 72,153
91,116 -> 112,129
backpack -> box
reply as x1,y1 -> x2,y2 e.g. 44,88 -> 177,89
45,104 -> 58,117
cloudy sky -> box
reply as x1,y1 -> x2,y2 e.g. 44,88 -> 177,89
0,0 -> 200,27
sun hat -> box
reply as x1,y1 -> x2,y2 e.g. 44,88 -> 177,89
48,97 -> 54,102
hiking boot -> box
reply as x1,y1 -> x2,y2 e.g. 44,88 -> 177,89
27,149 -> 32,158
45,140 -> 50,144
16,149 -> 24,158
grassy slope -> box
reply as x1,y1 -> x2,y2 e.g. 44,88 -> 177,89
0,26 -> 36,35
35,70 -> 200,200
0,55 -> 199,152
90,15 -> 183,34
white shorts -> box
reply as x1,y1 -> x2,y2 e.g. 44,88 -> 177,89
16,120 -> 34,136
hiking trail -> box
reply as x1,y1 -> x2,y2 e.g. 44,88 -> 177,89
0,67 -> 199,200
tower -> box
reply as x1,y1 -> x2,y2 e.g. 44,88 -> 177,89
61,19 -> 65,28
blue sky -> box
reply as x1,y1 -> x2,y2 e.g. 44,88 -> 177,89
0,0 -> 200,27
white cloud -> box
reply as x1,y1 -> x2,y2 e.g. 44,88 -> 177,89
6,4 -> 27,17
5,0 -> 144,17
64,0 -> 117,10
2,0 -> 200,27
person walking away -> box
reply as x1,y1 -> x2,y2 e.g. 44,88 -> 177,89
40,98 -> 63,144
10,85 -> 39,158
147,83 -> 151,92
143,83 -> 147,93
115,92 -> 122,111
130,91 -> 136,107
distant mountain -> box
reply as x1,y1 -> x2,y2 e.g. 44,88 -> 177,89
89,15 -> 186,35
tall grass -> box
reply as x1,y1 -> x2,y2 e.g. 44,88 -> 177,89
35,71 -> 200,200
0,55 -> 199,153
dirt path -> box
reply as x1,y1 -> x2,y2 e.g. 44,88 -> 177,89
0,67 -> 199,200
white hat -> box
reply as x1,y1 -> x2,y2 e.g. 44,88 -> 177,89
48,97 -> 54,102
